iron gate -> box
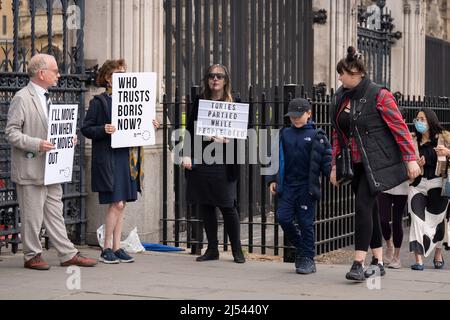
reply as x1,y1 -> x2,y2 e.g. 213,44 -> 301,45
0,0 -> 87,254
162,0 -> 316,258
163,0 -> 315,243
164,0 -> 314,101
357,1 -> 402,88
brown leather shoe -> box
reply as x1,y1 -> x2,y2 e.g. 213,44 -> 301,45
60,252 -> 98,267
24,254 -> 50,271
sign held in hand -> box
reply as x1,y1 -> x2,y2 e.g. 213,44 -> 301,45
111,72 -> 157,148
44,104 -> 78,185
196,99 -> 249,140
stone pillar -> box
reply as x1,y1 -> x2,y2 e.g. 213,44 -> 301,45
388,0 -> 426,96
401,0 -> 426,95
83,0 -> 173,245
313,0 -> 359,90
387,0 -> 405,94
85,0 -> 164,94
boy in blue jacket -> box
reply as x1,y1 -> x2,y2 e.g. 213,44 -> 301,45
267,98 -> 332,274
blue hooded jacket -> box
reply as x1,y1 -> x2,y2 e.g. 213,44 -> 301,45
266,122 -> 332,200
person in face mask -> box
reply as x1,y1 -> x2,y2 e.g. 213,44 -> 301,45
409,109 -> 450,270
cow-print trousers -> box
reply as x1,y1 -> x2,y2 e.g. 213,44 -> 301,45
409,176 -> 450,257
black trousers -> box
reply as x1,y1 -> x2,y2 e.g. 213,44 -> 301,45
199,204 -> 242,251
351,163 -> 383,252
378,192 -> 407,248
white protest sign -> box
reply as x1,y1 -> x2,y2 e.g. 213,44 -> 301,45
44,104 -> 78,185
111,72 -> 157,148
196,100 -> 249,140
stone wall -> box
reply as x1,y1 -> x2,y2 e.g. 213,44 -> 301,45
83,0 -> 173,246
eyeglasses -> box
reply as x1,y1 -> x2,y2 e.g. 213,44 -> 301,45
42,68 -> 60,74
208,73 -> 226,80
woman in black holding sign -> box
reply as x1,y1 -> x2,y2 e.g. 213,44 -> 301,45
329,47 -> 420,281
182,64 -> 245,263
81,59 -> 159,264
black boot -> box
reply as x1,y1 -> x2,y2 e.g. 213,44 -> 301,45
196,248 -> 219,262
232,245 -> 246,264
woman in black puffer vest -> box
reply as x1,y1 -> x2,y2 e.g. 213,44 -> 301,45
330,47 -> 421,282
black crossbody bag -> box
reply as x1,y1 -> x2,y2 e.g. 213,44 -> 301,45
336,137 -> 354,186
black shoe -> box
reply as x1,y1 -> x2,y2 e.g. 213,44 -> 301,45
345,260 -> 365,282
196,248 -> 219,262
232,249 -> 246,263
364,256 -> 386,278
295,257 -> 316,274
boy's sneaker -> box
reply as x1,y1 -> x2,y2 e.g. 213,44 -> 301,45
364,257 -> 386,278
295,257 -> 316,274
100,248 -> 120,264
345,260 -> 365,282
114,248 -> 135,263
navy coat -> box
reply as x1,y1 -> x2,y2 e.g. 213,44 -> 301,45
267,123 -> 332,200
81,93 -> 115,192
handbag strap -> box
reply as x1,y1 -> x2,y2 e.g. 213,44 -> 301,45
349,82 -> 381,138
331,88 -> 347,151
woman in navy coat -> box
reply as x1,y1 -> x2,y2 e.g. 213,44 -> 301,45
81,59 -> 159,264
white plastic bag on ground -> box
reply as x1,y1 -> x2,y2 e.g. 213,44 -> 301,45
97,225 -> 145,253
120,227 -> 145,253
96,224 -> 107,249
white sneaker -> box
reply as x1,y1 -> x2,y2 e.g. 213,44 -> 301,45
384,246 -> 394,265
387,257 -> 401,269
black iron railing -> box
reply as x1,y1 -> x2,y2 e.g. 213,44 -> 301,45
426,36 -> 450,97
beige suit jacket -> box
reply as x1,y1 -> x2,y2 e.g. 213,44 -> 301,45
5,83 -> 49,185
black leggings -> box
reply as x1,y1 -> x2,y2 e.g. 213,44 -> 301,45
199,204 -> 241,251
377,192 -> 407,248
351,164 -> 383,251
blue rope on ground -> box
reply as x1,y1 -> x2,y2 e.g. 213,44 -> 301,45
141,243 -> 185,252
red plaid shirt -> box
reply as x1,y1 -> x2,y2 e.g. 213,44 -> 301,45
332,89 -> 416,166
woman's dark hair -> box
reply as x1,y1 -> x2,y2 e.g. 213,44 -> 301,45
201,64 -> 233,102
96,59 -> 127,87
336,46 -> 367,76
414,108 -> 444,144
398,106 -> 407,121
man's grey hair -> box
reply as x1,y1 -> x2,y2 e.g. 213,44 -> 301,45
28,54 -> 55,78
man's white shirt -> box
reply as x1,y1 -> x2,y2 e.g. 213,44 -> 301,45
30,81 -> 49,120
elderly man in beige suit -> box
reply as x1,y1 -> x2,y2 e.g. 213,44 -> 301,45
5,54 -> 97,270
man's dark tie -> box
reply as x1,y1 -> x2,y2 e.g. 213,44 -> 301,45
44,92 -> 51,115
